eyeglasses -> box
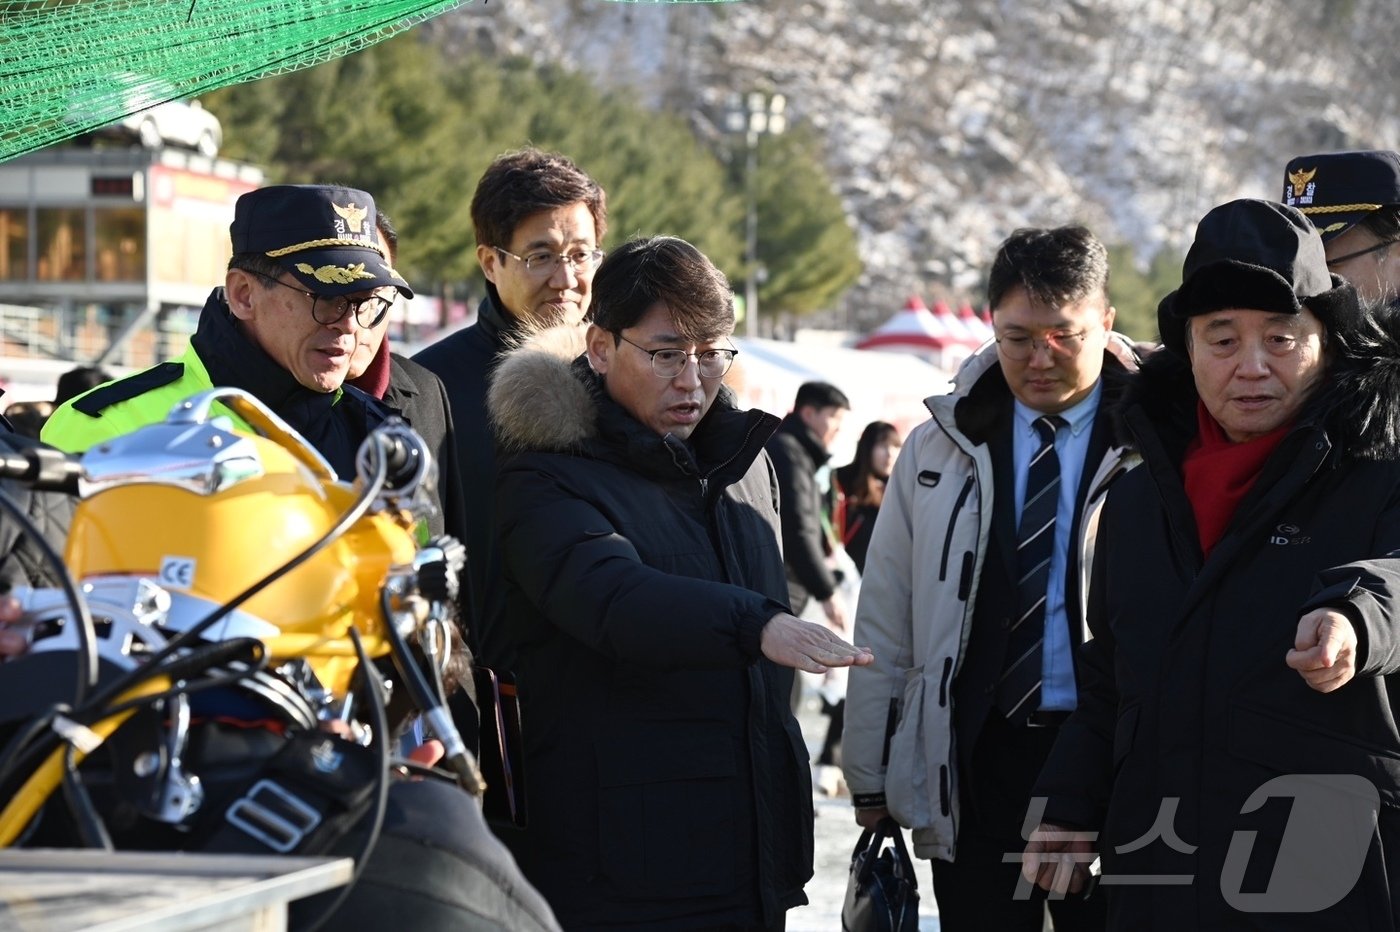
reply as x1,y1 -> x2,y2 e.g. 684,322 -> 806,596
994,329 -> 1088,361
616,333 -> 738,379
251,272 -> 395,329
494,246 -> 605,277
1326,239 -> 1398,268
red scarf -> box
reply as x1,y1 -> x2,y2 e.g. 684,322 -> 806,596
348,336 -> 393,400
1181,401 -> 1290,557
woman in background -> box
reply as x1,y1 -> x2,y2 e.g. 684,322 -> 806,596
818,421 -> 901,769
833,421 -> 902,574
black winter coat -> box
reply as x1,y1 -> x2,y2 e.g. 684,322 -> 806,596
413,289 -> 517,657
194,293 -> 393,479
487,327 -> 814,930
1036,327 -> 1400,931
766,413 -> 836,614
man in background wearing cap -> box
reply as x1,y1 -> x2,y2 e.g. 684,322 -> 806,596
34,183 -> 562,930
1283,149 -> 1400,306
1025,199 -> 1400,927
43,184 -> 408,478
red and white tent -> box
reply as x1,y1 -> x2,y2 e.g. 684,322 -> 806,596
856,296 -> 978,371
854,296 -> 949,354
932,300 -> 974,347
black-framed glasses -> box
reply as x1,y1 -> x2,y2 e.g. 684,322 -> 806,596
494,246 -> 605,277
616,332 -> 738,379
1326,239 -> 1398,268
251,272 -> 395,329
994,329 -> 1088,361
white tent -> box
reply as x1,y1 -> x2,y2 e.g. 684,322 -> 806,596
728,336 -> 951,462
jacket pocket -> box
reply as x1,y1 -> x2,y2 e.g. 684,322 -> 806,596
1229,703 -> 1400,807
885,666 -> 934,829
595,723 -> 738,899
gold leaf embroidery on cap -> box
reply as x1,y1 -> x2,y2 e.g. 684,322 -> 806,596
379,260 -> 407,284
266,238 -> 385,259
294,262 -> 375,285
332,202 -> 369,233
1301,203 -> 1384,215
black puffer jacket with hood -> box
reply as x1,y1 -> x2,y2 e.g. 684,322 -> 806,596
485,325 -> 812,931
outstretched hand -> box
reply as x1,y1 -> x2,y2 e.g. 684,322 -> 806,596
1286,609 -> 1357,693
760,612 -> 873,673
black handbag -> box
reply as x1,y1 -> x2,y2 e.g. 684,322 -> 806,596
841,817 -> 921,932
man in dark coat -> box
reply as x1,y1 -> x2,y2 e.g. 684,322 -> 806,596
486,236 -> 873,930
1026,199 -> 1400,929
413,149 -> 607,656
766,381 -> 851,629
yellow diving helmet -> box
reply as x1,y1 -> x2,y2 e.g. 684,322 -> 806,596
58,387 -> 430,698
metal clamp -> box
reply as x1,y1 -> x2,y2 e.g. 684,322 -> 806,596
225,779 -> 321,853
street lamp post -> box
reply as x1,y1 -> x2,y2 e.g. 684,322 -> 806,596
726,91 -> 786,338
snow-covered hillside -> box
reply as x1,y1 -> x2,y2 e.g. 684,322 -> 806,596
432,0 -> 1400,326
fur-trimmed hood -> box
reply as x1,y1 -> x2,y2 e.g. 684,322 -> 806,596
1121,305 -> 1400,462
488,324 -> 598,454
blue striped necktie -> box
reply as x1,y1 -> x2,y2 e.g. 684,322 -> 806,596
996,414 -> 1066,720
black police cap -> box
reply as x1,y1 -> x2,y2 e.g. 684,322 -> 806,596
1281,149 -> 1400,243
230,184 -> 413,298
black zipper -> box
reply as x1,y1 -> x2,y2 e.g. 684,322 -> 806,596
700,416 -> 769,499
940,475 -> 975,580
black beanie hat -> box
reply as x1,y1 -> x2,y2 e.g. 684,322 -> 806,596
1157,199 -> 1360,355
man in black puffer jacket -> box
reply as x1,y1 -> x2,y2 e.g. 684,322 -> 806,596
1026,199 -> 1400,929
487,236 -> 874,930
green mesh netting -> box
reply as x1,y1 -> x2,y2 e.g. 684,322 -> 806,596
0,0 -> 738,164
0,0 -> 476,162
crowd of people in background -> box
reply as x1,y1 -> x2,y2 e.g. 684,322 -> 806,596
3,144 -> 1400,931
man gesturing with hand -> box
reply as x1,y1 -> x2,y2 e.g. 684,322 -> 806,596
1028,200 -> 1400,928
486,236 -> 872,931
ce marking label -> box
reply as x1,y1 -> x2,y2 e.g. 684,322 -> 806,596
159,556 -> 196,589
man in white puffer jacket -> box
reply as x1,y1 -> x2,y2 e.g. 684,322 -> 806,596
844,226 -> 1140,932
